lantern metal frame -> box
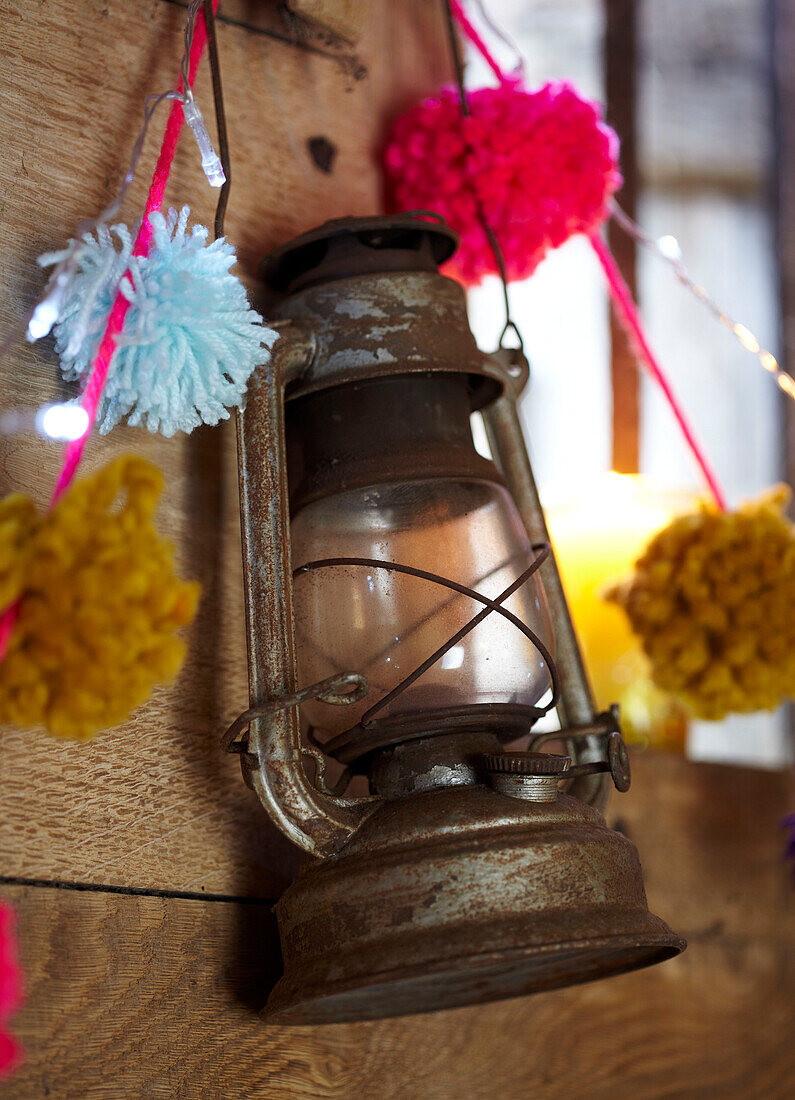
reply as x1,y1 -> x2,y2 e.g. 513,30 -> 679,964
230,216 -> 613,856
226,215 -> 685,1022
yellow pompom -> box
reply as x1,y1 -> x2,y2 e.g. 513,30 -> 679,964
0,456 -> 200,740
607,486 -> 795,721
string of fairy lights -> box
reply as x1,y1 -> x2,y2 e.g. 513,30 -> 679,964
611,202 -> 795,402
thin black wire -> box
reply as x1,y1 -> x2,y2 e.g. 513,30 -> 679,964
203,0 -> 231,240
442,0 -> 523,353
182,1 -> 203,94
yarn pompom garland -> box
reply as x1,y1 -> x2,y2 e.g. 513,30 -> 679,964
0,902 -> 23,1078
607,487 -> 795,721
46,206 -> 278,436
0,455 -> 200,740
383,80 -> 621,286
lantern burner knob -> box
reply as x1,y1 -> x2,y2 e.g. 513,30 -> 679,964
482,731 -> 633,801
481,751 -> 571,803
482,751 -> 571,776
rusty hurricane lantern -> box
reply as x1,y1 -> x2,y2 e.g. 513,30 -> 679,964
226,213 -> 685,1023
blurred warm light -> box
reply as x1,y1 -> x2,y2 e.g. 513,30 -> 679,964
545,472 -> 696,750
733,323 -> 760,354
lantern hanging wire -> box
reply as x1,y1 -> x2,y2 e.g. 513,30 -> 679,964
442,0 -> 525,355
202,0 -> 231,240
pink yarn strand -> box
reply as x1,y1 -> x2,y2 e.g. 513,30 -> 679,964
589,231 -> 728,511
51,297 -> 129,501
0,604 -> 19,663
0,2 -> 218,663
448,0 -> 512,85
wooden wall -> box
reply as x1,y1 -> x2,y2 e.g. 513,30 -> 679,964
0,0 -> 452,905
0,1 -> 794,1097
2,756 -> 793,1098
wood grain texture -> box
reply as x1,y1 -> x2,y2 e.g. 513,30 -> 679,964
2,753 -> 794,1099
0,0 -> 452,897
286,0 -> 370,43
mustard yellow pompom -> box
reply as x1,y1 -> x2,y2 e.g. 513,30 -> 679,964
0,456 -> 200,739
608,486 -> 795,721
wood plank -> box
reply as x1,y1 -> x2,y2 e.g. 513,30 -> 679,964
0,0 -> 453,895
638,0 -> 770,192
605,0 -> 640,473
608,751 -> 795,943
484,0 -> 767,191
285,0 -> 370,43
2,752 -> 793,1098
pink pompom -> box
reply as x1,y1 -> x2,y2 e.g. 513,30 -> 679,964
384,80 -> 622,287
0,902 -> 23,1079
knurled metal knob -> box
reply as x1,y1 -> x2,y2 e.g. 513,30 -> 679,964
482,736 -> 631,802
481,751 -> 571,803
481,752 -> 571,776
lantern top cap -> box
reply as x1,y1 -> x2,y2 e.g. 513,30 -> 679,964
260,213 -> 460,299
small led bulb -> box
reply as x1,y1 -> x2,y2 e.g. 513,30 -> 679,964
733,323 -> 760,354
656,234 -> 682,262
27,271 -> 70,342
183,98 -> 226,188
35,402 -> 90,441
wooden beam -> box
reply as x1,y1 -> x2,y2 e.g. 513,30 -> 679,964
605,0 -> 640,474
772,0 -> 795,490
771,0 -> 795,755
2,752 -> 793,1097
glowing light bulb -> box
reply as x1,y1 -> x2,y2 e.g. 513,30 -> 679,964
656,234 -> 682,261
733,324 -> 760,354
36,403 -> 90,441
27,273 -> 70,341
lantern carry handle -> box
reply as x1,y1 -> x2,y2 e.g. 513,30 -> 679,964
235,322 -> 378,858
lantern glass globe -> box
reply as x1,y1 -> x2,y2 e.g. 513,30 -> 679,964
291,476 -> 554,738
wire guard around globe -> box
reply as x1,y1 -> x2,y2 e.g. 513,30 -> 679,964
293,541 -> 560,765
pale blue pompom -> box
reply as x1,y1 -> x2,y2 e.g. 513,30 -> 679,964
46,207 -> 277,436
